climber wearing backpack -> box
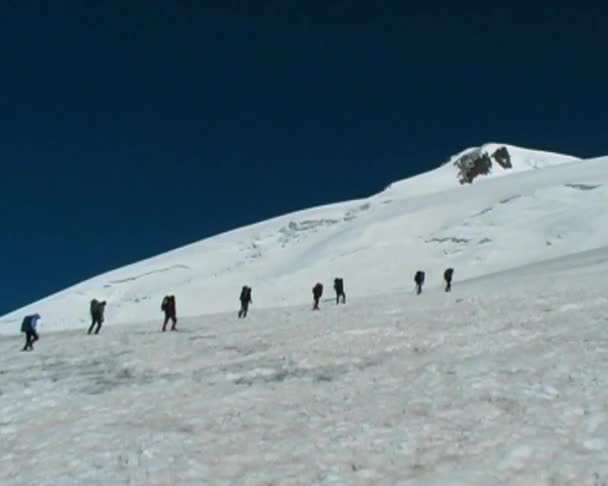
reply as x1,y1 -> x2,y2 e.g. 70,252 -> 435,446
238,286 -> 252,318
21,313 -> 41,351
444,268 -> 454,292
161,295 -> 177,331
414,271 -> 425,295
88,299 -> 107,335
333,278 -> 346,304
312,282 -> 323,310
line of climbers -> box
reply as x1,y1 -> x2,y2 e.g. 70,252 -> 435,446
312,278 -> 346,310
414,268 -> 454,295
18,269 -> 455,351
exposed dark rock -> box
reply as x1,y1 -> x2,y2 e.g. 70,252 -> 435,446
455,151 -> 493,184
453,146 -> 513,184
493,146 -> 512,168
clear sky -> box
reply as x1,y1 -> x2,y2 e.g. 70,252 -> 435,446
1,0 -> 607,315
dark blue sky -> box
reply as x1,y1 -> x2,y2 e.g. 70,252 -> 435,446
1,0 -> 606,314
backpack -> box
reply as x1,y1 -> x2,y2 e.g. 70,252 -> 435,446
334,278 -> 343,291
21,315 -> 33,333
163,296 -> 175,312
444,268 -> 454,280
313,283 -> 323,296
91,299 -> 106,317
415,271 -> 425,284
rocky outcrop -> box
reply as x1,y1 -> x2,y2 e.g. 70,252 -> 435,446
493,146 -> 512,169
454,146 -> 513,184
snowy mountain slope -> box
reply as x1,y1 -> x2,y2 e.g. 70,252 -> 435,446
1,247 -> 607,484
385,142 -> 581,197
1,145 -> 605,334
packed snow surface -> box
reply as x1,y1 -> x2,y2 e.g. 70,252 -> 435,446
1,247 -> 608,484
1,143 -> 608,484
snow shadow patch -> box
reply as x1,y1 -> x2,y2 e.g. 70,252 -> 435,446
499,194 -> 522,204
189,334 -> 217,342
79,365 -> 158,395
230,363 -> 348,386
225,358 -> 379,386
427,237 -> 471,244
57,353 -> 177,396
564,183 -> 601,191
343,202 -> 371,221
278,219 -> 340,246
222,341 -> 272,356
106,264 -> 190,285
473,207 -> 493,217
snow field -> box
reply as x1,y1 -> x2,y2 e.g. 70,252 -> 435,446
1,248 -> 608,485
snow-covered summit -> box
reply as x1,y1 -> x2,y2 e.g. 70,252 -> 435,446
0,143 -> 605,334
384,143 -> 580,197
447,143 -> 580,184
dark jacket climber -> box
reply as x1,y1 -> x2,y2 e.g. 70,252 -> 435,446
414,271 -> 425,295
88,299 -> 107,335
238,286 -> 253,318
161,295 -> 177,331
21,313 -> 41,351
444,268 -> 454,292
333,278 -> 346,304
312,283 -> 324,310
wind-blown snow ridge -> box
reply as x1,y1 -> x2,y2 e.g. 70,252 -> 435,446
0,143 -> 605,334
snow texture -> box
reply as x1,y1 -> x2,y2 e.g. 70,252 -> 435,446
1,143 -> 608,484
1,248 -> 608,484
